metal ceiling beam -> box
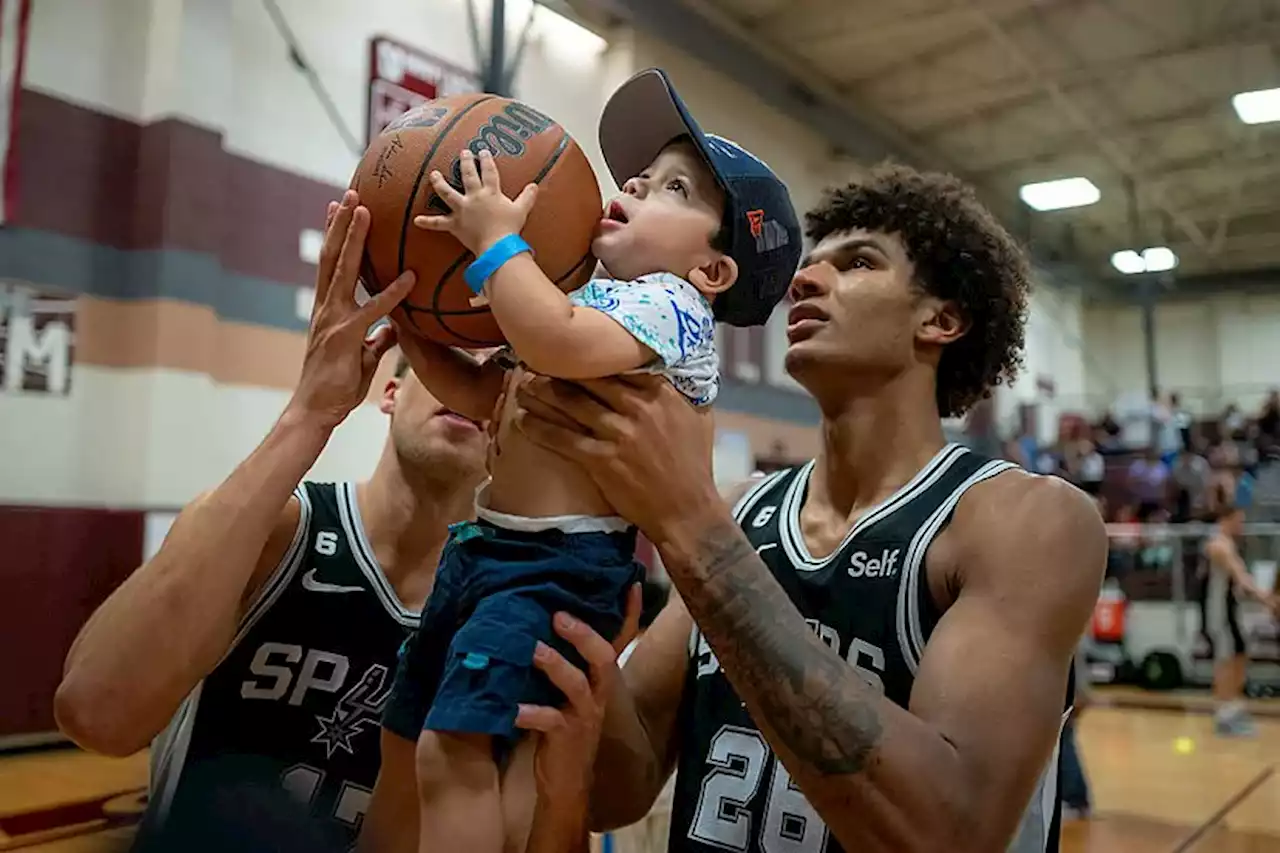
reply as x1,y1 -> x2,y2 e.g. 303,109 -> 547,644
902,23 -> 1278,138
777,0 -> 1019,51
1144,148 -> 1280,188
583,0 -> 911,164
741,0 -> 835,30
581,0 -> 1101,291
837,0 -> 1095,89
966,95 -> 1239,179
1087,266 -> 1280,304
957,0 -> 1211,252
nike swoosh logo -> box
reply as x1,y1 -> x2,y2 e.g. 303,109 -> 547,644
301,568 -> 364,594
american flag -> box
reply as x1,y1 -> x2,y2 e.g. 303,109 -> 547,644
0,0 -> 31,226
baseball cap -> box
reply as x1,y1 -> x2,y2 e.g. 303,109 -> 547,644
598,68 -> 802,328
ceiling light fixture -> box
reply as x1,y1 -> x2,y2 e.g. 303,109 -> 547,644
1231,87 -> 1280,125
1111,247 -> 1178,275
1019,177 -> 1101,211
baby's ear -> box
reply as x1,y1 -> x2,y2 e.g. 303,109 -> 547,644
688,254 -> 738,295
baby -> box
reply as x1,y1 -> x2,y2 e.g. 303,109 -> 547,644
389,68 -> 801,852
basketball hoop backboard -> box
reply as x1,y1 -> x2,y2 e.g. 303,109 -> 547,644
366,36 -> 481,145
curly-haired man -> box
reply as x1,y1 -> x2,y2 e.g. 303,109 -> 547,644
484,161 -> 1109,853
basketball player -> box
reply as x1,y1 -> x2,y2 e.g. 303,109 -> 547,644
510,163 -> 1109,852
1203,504 -> 1279,737
54,191 -> 487,849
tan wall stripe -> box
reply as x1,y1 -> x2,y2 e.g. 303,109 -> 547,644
71,296 -> 818,459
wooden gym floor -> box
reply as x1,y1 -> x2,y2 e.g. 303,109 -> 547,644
1,701 -> 1278,852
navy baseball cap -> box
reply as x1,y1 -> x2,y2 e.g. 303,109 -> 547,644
598,68 -> 802,328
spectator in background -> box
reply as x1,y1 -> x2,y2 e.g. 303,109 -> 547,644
1207,443 -> 1240,518
1239,423 -> 1261,471
1257,390 -> 1280,444
1170,392 -> 1193,451
1090,409 -> 1121,450
1015,426 -> 1039,471
1059,651 -> 1094,821
1152,391 -> 1182,463
1127,446 -> 1172,519
1033,444 -> 1062,476
1076,439 -> 1106,496
1002,438 -> 1030,468
1107,503 -> 1141,578
1221,403 -> 1247,440
1172,447 -> 1211,522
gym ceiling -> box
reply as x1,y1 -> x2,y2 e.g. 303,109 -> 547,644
564,0 -> 1280,299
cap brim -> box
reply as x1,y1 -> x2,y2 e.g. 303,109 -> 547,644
599,68 -> 711,189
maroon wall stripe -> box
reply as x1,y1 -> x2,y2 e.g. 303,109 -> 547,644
0,505 -> 143,740
14,88 -> 343,288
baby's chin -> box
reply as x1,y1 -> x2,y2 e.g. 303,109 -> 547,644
590,237 -> 685,282
589,238 -> 631,279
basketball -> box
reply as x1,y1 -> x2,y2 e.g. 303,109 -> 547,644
350,93 -> 603,348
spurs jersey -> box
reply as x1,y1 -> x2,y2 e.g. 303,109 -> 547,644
145,482 -> 418,849
668,444 -> 1070,853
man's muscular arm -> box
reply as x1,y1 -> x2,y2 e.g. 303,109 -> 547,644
55,192 -> 411,757
657,473 -> 1106,853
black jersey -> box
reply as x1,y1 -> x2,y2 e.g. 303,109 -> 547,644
146,482 -> 418,848
667,444 -> 1070,853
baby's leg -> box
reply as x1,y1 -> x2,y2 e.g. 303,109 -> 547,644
415,729 -> 503,853
499,735 -> 539,853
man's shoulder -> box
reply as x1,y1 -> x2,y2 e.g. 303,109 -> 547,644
960,468 -> 1100,532
948,470 -> 1106,578
935,471 -> 1107,642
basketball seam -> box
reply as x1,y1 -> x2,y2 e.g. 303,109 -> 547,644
395,94 -> 499,276
528,131 -> 598,288
555,251 -> 595,285
430,127 -> 575,346
407,245 -> 590,317
400,120 -> 593,347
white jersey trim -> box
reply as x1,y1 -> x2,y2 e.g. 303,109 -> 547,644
232,485 -> 314,648
896,460 -> 1019,675
781,444 -> 967,573
731,469 -> 790,522
148,683 -> 203,824
1006,713 -> 1066,853
148,485 -> 314,820
338,482 -> 419,627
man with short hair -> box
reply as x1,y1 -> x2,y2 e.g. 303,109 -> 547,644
513,161 -> 1108,853
55,191 -> 487,850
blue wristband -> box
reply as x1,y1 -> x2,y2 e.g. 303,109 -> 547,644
464,234 -> 533,294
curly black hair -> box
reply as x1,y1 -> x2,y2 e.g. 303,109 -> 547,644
805,162 -> 1030,418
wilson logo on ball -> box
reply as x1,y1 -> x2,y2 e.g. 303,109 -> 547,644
444,103 -> 557,194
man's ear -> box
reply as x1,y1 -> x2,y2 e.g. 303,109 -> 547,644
688,254 -> 739,296
917,299 -> 969,346
379,377 -> 400,416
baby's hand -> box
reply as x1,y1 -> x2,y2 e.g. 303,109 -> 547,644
414,149 -> 538,256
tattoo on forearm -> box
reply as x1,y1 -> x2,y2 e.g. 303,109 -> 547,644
679,520 -> 883,776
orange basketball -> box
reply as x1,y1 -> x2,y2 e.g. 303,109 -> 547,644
351,93 -> 603,348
